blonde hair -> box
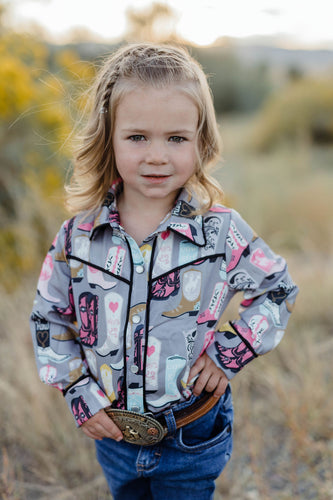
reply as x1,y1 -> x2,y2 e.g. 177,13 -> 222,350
66,42 -> 223,215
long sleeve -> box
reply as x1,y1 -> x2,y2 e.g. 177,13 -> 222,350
206,209 -> 298,379
29,219 -> 110,426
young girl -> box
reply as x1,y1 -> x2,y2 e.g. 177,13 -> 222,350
30,43 -> 298,500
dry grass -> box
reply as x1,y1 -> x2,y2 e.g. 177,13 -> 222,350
214,114 -> 333,499
1,114 -> 333,499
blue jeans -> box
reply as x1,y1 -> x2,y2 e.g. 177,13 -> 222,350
95,385 -> 233,500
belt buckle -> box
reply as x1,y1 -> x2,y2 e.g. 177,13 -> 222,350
105,408 -> 166,446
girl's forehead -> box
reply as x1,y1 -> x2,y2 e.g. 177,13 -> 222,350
117,79 -> 196,103
115,83 -> 198,118
114,90 -> 198,134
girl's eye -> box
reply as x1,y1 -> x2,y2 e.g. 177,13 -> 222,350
129,135 -> 145,142
169,136 -> 186,143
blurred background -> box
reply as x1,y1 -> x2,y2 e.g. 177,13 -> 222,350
1,1 -> 333,498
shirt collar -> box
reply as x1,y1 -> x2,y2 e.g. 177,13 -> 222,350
89,185 -> 206,247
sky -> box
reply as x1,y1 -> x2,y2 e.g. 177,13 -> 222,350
7,0 -> 333,47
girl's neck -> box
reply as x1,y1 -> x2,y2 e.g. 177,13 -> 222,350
117,193 -> 176,246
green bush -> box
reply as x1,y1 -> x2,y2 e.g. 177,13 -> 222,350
190,46 -> 271,114
251,78 -> 333,151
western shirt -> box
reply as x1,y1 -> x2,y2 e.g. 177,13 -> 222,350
30,187 -> 298,427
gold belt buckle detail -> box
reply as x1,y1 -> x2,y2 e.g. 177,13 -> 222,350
105,408 -> 166,446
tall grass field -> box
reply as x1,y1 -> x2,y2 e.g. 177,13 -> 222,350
1,115 -> 333,499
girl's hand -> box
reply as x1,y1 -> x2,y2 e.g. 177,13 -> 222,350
81,408 -> 123,441
187,352 -> 229,399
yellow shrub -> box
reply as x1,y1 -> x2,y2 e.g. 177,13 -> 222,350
0,33 -> 83,290
55,49 -> 96,82
0,55 -> 36,118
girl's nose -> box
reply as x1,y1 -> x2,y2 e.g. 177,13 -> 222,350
146,140 -> 168,165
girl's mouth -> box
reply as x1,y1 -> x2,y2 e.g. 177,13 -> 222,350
142,174 -> 170,183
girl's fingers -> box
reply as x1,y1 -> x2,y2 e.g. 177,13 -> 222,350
101,413 -> 123,441
81,426 -> 103,440
188,352 -> 229,397
187,356 -> 205,385
213,376 -> 228,398
192,370 -> 211,396
81,410 -> 123,441
204,373 -> 220,394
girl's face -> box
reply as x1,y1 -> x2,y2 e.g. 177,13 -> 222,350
112,84 -> 198,210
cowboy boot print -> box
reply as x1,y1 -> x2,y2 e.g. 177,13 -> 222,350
197,282 -> 228,327
163,269 -> 201,318
100,363 -> 116,402
87,265 -> 116,289
97,292 -> 123,355
149,355 -> 186,408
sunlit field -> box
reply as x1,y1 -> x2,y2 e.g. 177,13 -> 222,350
1,110 -> 333,499
215,115 -> 333,499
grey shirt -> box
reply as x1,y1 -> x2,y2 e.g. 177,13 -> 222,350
30,188 -> 298,427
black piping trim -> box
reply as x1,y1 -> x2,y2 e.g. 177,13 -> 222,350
62,375 -> 90,396
123,238 -> 135,410
89,223 -> 110,241
66,255 -> 130,284
143,236 -> 158,412
228,321 -> 258,358
169,226 -> 207,248
151,253 -> 226,282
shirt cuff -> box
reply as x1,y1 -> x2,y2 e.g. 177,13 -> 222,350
206,322 -> 257,380
64,376 -> 111,427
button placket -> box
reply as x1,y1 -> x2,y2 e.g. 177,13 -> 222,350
135,264 -> 144,274
126,243 -> 150,413
132,314 -> 141,324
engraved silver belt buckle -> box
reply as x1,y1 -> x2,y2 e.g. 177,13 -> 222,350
105,408 -> 166,446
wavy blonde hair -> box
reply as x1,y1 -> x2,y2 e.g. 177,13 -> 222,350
66,42 -> 223,215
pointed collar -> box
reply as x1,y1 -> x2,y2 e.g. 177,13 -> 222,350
161,190 -> 206,247
88,188 -> 119,239
89,185 -> 206,247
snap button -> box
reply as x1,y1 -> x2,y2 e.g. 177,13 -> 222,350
132,314 -> 141,324
130,365 -> 139,374
136,265 -> 144,274
131,405 -> 140,412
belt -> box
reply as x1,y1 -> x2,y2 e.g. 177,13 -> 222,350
104,392 -> 219,446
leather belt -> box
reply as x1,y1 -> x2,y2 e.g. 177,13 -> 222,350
104,392 -> 219,446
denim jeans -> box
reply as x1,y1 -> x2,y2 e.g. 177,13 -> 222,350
95,385 -> 233,500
